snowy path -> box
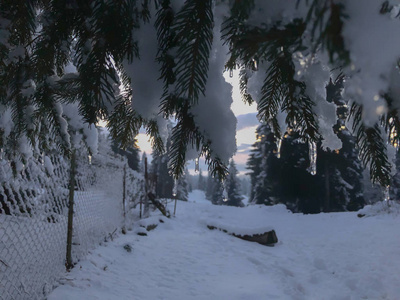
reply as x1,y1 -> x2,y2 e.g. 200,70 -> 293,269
48,191 -> 400,300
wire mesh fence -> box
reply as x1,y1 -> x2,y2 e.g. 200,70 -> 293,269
0,142 -> 144,300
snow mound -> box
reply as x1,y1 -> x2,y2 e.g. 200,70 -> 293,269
48,194 -> 400,300
198,204 -> 290,236
358,201 -> 400,217
188,189 -> 212,205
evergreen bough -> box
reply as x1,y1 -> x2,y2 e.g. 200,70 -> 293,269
0,0 -> 398,187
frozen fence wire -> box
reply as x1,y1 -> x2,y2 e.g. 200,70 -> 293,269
0,145 -> 144,300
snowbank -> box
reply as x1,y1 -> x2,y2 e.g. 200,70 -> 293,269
48,191 -> 400,300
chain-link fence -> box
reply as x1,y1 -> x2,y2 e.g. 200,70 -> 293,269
0,143 -> 144,300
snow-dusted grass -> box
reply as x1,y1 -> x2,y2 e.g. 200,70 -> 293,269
48,190 -> 400,300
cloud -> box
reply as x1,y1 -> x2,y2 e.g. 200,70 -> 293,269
237,143 -> 252,152
236,125 -> 258,147
236,113 -> 260,131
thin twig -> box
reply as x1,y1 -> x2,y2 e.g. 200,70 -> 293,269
0,259 -> 8,268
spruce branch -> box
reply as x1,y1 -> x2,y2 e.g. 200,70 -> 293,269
221,0 -> 255,70
223,19 -> 306,68
74,50 -> 119,124
257,55 -> 285,138
258,48 -> 319,142
90,0 -> 140,63
172,0 -> 214,104
34,81 -> 71,155
305,0 -> 350,65
283,80 -> 320,142
350,103 -> 391,186
144,120 -> 165,155
382,93 -> 400,149
155,0 -> 177,97
238,68 -> 254,105
201,143 -> 228,180
107,91 -> 142,150
32,1 -> 75,79
1,0 -> 37,46
229,0 -> 255,21
169,104 -> 227,180
159,94 -> 186,118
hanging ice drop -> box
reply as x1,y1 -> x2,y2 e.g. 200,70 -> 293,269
88,154 -> 92,165
229,69 -> 233,78
384,185 -> 390,202
309,141 -> 317,175
172,178 -> 178,197
222,186 -> 228,202
195,157 -> 199,172
276,138 -> 282,159
253,58 -> 258,71
0,148 -> 3,160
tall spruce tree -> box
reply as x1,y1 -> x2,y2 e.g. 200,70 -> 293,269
224,159 -> 244,207
324,75 -> 365,211
247,123 -> 279,205
205,170 -> 214,201
211,175 -> 224,205
197,169 -> 206,191
150,137 -> 174,199
176,170 -> 189,201
276,131 -> 321,213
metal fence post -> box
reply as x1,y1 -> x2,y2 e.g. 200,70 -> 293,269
122,165 -> 127,234
66,149 -> 76,270
143,157 -> 149,217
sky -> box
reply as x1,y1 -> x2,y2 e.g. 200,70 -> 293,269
135,70 -> 260,175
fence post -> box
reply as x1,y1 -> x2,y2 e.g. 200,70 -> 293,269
66,149 -> 76,270
122,165 -> 127,234
143,157 -> 149,217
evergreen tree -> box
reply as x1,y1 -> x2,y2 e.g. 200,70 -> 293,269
247,123 -> 279,205
150,125 -> 191,200
247,75 -> 365,213
324,75 -> 365,211
150,148 -> 174,199
210,175 -> 224,205
197,169 -> 206,191
186,170 -> 193,193
205,170 -> 214,201
276,131 -> 321,213
239,176 -> 251,198
223,160 -> 244,207
176,171 -> 189,201
204,170 -> 224,205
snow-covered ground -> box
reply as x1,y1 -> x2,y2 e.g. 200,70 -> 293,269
48,190 -> 400,300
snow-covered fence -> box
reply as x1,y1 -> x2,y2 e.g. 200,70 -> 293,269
0,147 -> 144,300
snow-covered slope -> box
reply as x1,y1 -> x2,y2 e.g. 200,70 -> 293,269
48,191 -> 400,300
